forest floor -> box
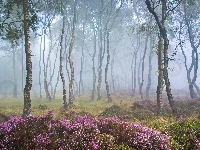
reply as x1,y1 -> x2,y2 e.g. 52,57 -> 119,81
0,93 -> 200,128
0,93 -> 200,149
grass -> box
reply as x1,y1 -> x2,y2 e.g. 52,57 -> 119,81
0,94 -> 199,123
0,95 -> 134,118
1,94 -> 200,149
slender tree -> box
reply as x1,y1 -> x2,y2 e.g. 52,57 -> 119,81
156,35 -> 164,114
91,24 -> 97,100
146,34 -> 154,100
140,32 -> 149,100
177,1 -> 200,99
68,0 -> 77,106
12,46 -> 17,98
145,0 -> 180,115
105,31 -> 112,102
59,10 -> 67,108
22,0 -> 32,117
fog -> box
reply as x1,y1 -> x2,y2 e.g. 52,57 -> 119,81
0,0 -> 199,102
0,31 -> 195,99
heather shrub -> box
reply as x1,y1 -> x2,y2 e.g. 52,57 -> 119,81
141,117 -> 175,133
38,104 -> 48,110
100,105 -> 124,116
0,111 -> 173,149
59,107 -> 94,120
173,100 -> 200,117
131,109 -> 155,120
0,111 -> 55,149
100,105 -> 131,121
116,143 -> 137,150
98,117 -> 172,149
0,113 -> 9,124
131,101 -> 157,120
132,100 -> 200,118
132,100 -> 157,112
60,107 -> 77,120
0,112 -> 115,149
167,121 -> 200,150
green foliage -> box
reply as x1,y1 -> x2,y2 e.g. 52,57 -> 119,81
142,116 -> 175,132
1,23 -> 23,45
184,0 -> 196,6
99,104 -> 132,121
100,105 -> 122,116
60,107 -> 94,120
38,104 -> 48,110
167,121 -> 200,149
1,0 -> 40,43
100,105 -> 129,116
29,13 -> 39,32
116,143 -> 137,150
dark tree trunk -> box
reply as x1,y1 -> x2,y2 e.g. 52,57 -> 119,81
22,0 -> 32,117
68,0 -> 77,106
43,29 -> 51,101
156,35 -> 164,114
183,4 -> 199,99
194,83 -> 200,97
105,31 -> 112,102
46,27 -> 54,100
140,33 -> 149,100
65,21 -> 71,83
60,16 -> 67,108
178,22 -> 198,99
97,2 -> 104,101
79,21 -> 86,97
97,31 -> 103,100
162,1 -> 177,116
91,27 -> 97,100
146,0 -> 177,116
189,84 -> 198,99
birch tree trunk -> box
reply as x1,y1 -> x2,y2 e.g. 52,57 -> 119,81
156,35 -> 164,114
91,27 -> 97,100
146,0 -> 177,115
140,33 -> 149,100
105,31 -> 112,102
60,16 -> 67,108
43,29 -> 51,101
22,0 -> 32,117
184,4 -> 200,99
68,0 -> 77,106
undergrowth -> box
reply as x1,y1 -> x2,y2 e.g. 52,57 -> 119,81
0,97 -> 200,149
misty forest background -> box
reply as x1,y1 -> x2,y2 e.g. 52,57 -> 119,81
0,0 -> 200,117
